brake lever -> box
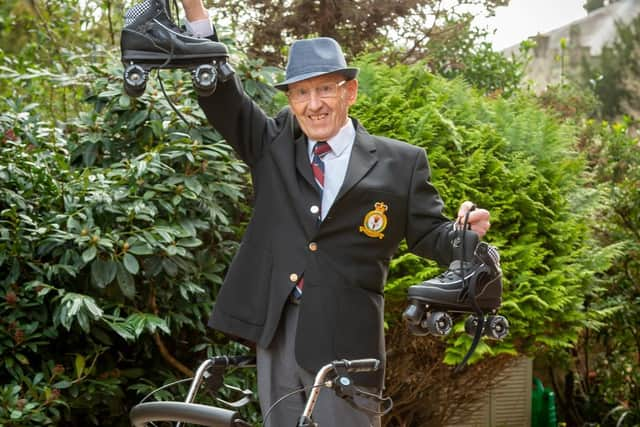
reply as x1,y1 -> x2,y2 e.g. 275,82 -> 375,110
215,384 -> 254,408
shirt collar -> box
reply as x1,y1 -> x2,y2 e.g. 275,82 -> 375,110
308,119 -> 355,158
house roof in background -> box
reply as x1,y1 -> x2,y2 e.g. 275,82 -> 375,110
503,0 -> 640,55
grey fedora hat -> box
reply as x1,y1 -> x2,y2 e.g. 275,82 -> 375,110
274,37 -> 359,91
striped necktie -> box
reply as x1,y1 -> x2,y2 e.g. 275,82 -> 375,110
293,141 -> 331,300
311,141 -> 331,195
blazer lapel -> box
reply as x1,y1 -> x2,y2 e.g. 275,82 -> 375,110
295,135 -> 316,191
336,125 -> 378,202
295,136 -> 323,236
268,120 -> 321,238
269,110 -> 314,192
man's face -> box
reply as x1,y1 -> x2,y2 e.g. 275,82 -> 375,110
287,73 -> 358,141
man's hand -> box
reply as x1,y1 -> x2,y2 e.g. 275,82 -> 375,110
457,201 -> 490,238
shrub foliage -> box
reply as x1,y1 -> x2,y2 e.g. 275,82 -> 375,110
351,60 -> 611,425
0,52 -> 263,424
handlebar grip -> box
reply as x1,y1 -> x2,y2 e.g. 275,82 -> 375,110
209,355 -> 256,367
333,358 -> 381,373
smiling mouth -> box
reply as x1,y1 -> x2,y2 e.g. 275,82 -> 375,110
309,113 -> 328,121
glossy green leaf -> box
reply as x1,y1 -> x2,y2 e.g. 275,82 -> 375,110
81,246 -> 97,263
122,253 -> 139,275
116,263 -> 136,299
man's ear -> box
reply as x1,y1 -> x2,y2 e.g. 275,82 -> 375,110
346,79 -> 359,105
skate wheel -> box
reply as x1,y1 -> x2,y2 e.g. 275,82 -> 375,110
123,64 -> 147,97
192,64 -> 217,96
485,315 -> 509,340
402,301 -> 426,325
217,60 -> 235,82
464,315 -> 481,337
423,311 -> 452,336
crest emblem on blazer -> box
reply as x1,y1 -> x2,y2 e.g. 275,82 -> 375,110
359,202 -> 388,239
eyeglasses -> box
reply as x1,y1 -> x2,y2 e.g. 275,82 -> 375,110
287,80 -> 347,103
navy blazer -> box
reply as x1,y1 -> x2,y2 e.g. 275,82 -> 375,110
199,76 -> 455,387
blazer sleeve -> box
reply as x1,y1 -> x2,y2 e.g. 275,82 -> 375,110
405,148 -> 455,266
197,75 -> 288,167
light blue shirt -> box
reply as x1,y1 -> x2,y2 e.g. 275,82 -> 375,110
308,120 -> 355,220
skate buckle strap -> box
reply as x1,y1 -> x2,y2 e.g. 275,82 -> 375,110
454,275 -> 485,374
454,205 -> 485,373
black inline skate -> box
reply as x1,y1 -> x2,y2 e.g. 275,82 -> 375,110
402,222 -> 509,372
120,0 -> 234,97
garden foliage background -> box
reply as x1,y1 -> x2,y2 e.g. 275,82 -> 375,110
0,0 -> 638,426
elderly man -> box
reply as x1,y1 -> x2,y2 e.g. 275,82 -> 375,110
198,37 -> 490,426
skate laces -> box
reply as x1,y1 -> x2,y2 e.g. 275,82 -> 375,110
454,205 -> 486,373
167,0 -> 195,35
456,205 -> 475,296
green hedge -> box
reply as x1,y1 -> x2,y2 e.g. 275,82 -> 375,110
351,59 -> 614,425
352,58 -> 602,362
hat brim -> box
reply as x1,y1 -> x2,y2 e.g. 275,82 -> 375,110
274,68 -> 359,91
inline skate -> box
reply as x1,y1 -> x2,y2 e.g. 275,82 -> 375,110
402,226 -> 509,371
120,0 -> 234,97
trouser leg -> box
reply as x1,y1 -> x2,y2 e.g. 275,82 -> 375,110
257,302 -> 305,427
257,302 -> 381,427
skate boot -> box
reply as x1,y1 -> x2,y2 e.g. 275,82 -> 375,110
402,227 -> 508,372
120,0 -> 234,97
